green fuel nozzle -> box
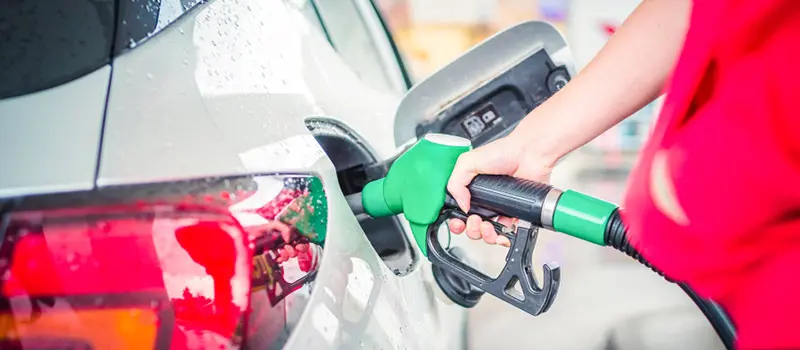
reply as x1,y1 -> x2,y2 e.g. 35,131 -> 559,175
359,133 -> 621,252
355,133 -> 626,317
360,133 -> 473,255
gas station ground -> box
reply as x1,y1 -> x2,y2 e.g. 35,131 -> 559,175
452,150 -> 726,350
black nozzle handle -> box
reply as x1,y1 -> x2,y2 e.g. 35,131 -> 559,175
427,210 -> 560,317
450,175 -> 553,226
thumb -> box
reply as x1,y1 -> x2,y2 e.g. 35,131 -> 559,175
447,152 -> 479,213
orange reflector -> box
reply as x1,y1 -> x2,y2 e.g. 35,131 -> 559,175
0,308 -> 158,350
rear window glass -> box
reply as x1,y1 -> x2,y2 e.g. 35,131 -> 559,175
0,0 -> 207,100
0,0 -> 115,99
114,0 -> 204,55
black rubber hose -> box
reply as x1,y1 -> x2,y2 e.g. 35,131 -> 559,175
604,209 -> 737,350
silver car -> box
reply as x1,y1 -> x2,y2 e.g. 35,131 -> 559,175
0,0 -> 468,349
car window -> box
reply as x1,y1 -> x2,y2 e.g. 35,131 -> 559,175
0,0 -> 115,99
312,0 -> 399,95
0,0 -> 212,100
115,0 -> 204,55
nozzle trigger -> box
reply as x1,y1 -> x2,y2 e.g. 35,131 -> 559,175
427,209 -> 561,316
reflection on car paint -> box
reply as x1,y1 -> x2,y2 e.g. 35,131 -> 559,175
233,175 -> 327,349
237,135 -> 329,173
299,253 -> 394,349
0,174 -> 327,349
233,176 -> 325,308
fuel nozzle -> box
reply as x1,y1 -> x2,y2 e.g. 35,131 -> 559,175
360,133 -> 472,255
352,134 -> 736,345
353,133 -> 634,316
357,133 -> 618,253
358,134 -> 560,316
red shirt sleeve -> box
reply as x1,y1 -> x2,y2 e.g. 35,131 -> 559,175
622,1 -> 800,349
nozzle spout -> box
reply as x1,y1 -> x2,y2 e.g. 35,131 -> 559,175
345,192 -> 364,216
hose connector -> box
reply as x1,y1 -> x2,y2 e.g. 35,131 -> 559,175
551,190 -> 616,246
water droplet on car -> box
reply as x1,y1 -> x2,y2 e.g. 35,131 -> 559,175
146,73 -> 154,80
179,28 -> 185,35
129,38 -> 137,48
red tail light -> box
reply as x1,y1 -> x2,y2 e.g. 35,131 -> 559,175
0,175 -> 326,349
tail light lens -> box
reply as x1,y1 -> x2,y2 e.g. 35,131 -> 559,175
0,175 -> 326,349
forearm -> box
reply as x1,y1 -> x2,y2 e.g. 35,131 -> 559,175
515,0 -> 692,163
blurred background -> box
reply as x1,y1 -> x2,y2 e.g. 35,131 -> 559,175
373,1 -> 722,349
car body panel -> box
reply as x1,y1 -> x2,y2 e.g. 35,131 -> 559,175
0,66 -> 110,198
95,0 -> 465,349
99,0 -> 400,186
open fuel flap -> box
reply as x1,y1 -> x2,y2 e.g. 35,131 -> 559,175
394,20 -> 577,148
391,21 -> 577,309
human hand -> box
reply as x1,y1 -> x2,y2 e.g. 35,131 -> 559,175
276,242 -> 314,272
446,133 -> 556,247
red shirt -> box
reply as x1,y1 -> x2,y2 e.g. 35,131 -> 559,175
622,1 -> 800,349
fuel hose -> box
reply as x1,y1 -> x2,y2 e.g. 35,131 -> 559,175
463,175 -> 737,350
604,209 -> 736,350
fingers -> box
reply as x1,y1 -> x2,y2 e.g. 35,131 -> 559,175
465,215 -> 482,240
277,246 -> 295,263
450,215 -> 511,247
480,221 -> 497,245
496,235 -> 511,247
448,219 -> 466,234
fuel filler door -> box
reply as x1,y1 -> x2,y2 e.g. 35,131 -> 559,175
394,20 -> 577,148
